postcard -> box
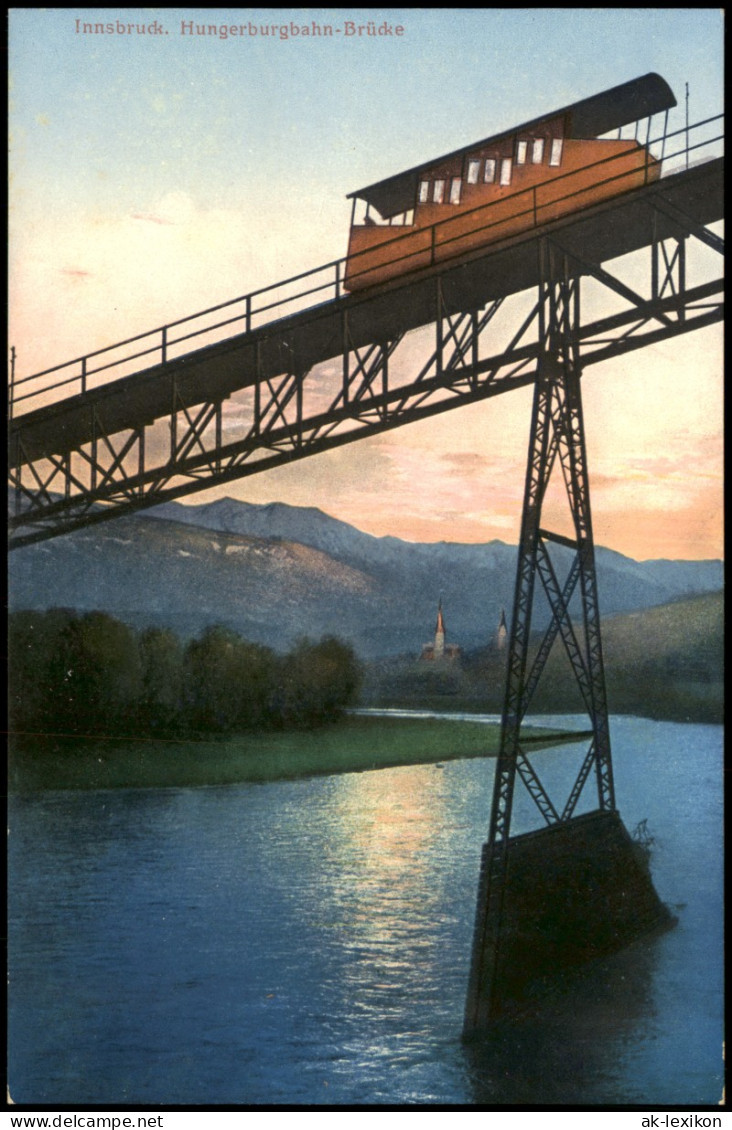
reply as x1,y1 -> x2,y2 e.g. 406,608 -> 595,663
7,7 -> 724,1112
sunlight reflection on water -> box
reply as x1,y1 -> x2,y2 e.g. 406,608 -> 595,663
8,716 -> 724,1106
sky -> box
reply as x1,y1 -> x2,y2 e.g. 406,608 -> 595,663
8,8 -> 724,560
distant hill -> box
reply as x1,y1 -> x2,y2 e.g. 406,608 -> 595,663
601,590 -> 723,722
8,495 -> 724,660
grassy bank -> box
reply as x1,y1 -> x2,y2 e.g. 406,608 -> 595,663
9,714 -> 565,793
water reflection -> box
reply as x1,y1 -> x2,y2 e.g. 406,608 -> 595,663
304,766 -> 465,1035
8,718 -> 725,1105
463,934 -> 663,1105
327,763 -> 444,871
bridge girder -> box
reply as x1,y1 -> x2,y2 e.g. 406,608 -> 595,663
8,183 -> 723,550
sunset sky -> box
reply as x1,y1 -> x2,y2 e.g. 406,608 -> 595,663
8,8 -> 724,560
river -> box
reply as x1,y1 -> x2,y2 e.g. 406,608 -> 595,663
8,715 -> 724,1106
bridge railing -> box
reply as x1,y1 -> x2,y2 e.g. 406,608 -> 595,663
8,257 -> 347,416
9,112 -> 723,420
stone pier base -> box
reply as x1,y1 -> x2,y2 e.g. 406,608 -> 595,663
463,808 -> 675,1036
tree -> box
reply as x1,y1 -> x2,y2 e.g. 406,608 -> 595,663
276,636 -> 362,728
138,627 -> 184,732
58,611 -> 143,734
8,608 -> 78,733
182,625 -> 278,732
10,610 -> 363,740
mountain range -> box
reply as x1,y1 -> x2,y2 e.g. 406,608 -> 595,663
8,496 -> 724,659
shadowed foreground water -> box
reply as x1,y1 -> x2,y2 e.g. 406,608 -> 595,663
8,715 -> 724,1106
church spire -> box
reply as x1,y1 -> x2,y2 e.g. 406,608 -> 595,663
418,596 -> 461,663
434,597 -> 445,659
496,607 -> 507,650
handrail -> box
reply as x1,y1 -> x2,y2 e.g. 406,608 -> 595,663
10,112 -> 723,418
346,123 -> 725,285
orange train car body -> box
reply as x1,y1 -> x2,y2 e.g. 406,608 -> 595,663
344,74 -> 676,292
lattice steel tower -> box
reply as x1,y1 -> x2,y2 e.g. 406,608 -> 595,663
463,240 -> 671,1034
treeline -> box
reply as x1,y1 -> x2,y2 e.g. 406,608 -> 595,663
9,609 -> 362,738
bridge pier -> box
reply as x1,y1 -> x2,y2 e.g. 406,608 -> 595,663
463,810 -> 674,1034
463,244 -> 673,1036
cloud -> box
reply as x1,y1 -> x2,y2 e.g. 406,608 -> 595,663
130,212 -> 175,226
9,186 -> 345,377
593,485 -> 723,561
59,267 -> 92,279
439,451 -> 493,471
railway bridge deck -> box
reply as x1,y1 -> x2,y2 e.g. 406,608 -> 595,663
8,154 -> 723,549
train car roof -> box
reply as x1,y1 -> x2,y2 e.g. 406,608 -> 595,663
348,73 -> 676,219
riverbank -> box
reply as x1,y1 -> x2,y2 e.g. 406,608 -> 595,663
9,714 -> 566,792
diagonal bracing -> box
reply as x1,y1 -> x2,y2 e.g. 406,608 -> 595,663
464,239 -> 620,1030
8,175 -> 723,548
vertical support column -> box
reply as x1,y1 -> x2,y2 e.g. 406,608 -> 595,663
463,343 -> 555,1035
463,241 -> 616,1035
549,256 -> 614,812
254,341 -> 262,437
342,309 -> 350,407
91,409 -> 98,493
295,371 -> 304,447
9,346 -> 16,422
215,401 -> 222,474
651,212 -> 659,302
471,309 -> 480,389
12,433 -> 22,518
435,278 -> 443,375
138,426 -> 145,496
559,349 -> 614,812
170,379 -> 178,464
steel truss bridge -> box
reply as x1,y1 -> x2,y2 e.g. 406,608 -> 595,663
9,127 -> 723,550
8,121 -> 723,1030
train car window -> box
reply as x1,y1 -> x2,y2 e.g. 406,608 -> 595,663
433,179 -> 445,204
449,178 -> 462,204
484,159 -> 496,183
532,138 -> 545,164
467,159 -> 481,185
516,140 -> 527,165
418,180 -> 429,204
500,158 -> 512,186
549,138 -> 563,166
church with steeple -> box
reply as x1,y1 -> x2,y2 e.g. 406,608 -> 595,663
418,599 -> 507,662
419,599 -> 462,663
